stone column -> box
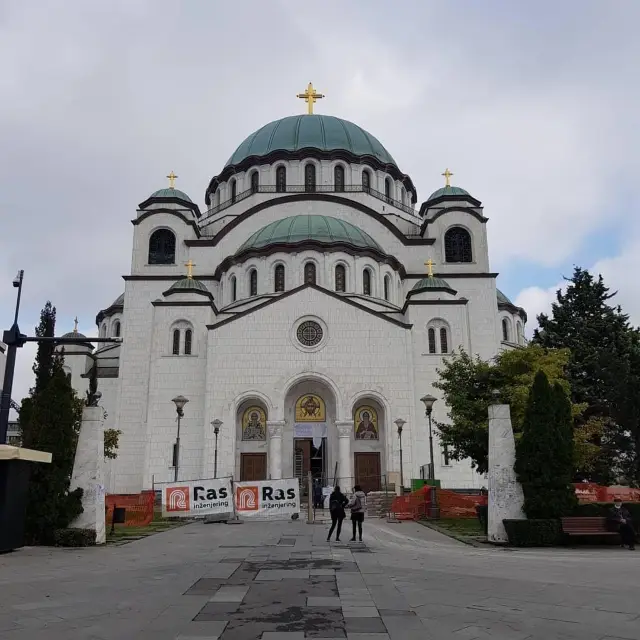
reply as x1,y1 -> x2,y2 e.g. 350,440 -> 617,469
267,421 -> 284,480
70,406 -> 106,544
336,421 -> 353,490
488,404 -> 525,544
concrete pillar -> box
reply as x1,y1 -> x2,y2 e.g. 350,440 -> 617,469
267,421 -> 284,480
336,421 -> 352,489
70,406 -> 106,544
488,404 -> 525,544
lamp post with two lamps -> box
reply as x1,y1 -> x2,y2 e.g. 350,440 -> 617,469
172,395 -> 189,482
420,394 -> 437,480
394,418 -> 406,492
211,419 -> 223,478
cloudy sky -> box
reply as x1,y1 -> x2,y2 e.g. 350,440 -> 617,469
1,0 -> 639,407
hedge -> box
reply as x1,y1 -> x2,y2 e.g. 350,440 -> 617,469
503,519 -> 562,547
573,502 -> 640,521
53,528 -> 97,547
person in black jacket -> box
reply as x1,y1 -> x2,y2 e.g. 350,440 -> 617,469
608,500 -> 636,550
327,486 -> 348,542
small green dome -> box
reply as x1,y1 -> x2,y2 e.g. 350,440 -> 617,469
168,278 -> 210,294
497,289 -> 513,305
226,115 -> 396,167
150,188 -> 193,203
427,185 -> 470,202
238,215 -> 382,253
412,277 -> 454,292
61,331 -> 88,339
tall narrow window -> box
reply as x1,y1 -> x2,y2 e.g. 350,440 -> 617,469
250,171 -> 259,193
334,165 -> 345,192
249,269 -> 258,296
428,328 -> 436,354
444,227 -> 473,263
230,180 -> 237,203
384,275 -> 390,301
148,229 -> 176,265
113,321 -> 121,338
276,166 -> 287,193
440,327 -> 449,354
274,264 -> 285,292
304,262 -> 316,284
305,164 -> 316,192
385,177 -> 392,202
362,170 -> 371,192
443,445 -> 451,466
230,276 -> 237,302
172,329 -> 180,355
517,322 -> 524,344
184,329 -> 192,355
363,269 -> 371,295
335,264 -> 346,292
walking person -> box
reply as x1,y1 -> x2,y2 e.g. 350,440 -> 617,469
608,499 -> 636,550
327,486 -> 348,542
348,485 -> 367,542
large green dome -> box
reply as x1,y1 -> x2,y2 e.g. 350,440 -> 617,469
238,214 -> 382,253
226,115 -> 396,167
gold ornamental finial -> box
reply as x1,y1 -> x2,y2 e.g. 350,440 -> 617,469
442,168 -> 453,187
185,259 -> 196,279
297,82 -> 325,114
424,259 -> 435,278
167,171 -> 178,189
73,316 -> 79,333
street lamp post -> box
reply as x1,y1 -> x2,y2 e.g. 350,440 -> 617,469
211,419 -> 223,478
394,418 -> 406,492
420,394 -> 437,480
172,395 -> 189,482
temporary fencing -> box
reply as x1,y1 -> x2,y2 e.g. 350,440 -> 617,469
105,491 -> 154,527
437,489 -> 487,518
158,477 -> 234,519
234,478 -> 300,520
574,483 -> 640,503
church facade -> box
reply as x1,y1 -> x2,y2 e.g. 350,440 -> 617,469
64,90 -> 526,495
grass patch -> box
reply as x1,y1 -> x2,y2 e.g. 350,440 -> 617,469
107,518 -> 186,542
436,518 -> 484,536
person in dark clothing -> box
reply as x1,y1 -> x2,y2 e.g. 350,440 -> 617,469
327,486 -> 348,541
348,485 -> 367,542
312,480 -> 324,510
608,499 -> 636,550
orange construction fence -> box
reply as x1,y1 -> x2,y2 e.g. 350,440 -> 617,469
105,491 -> 155,527
574,483 -> 640,503
437,489 -> 487,518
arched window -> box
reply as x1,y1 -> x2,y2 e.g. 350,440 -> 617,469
335,264 -> 346,292
362,170 -> 371,192
304,164 -> 316,192
363,269 -> 371,296
230,275 -> 237,303
440,327 -> 449,354
250,171 -> 259,193
428,328 -> 436,354
385,177 -> 393,202
502,318 -> 510,342
384,275 -> 390,301
113,321 -> 121,338
400,188 -> 406,205
184,329 -> 192,355
334,165 -> 345,192
276,166 -> 287,193
148,229 -> 176,265
172,329 -> 180,355
444,227 -> 473,263
274,264 -> 285,292
102,323 -> 108,338
249,269 -> 258,296
517,321 -> 524,345
230,180 -> 237,203
304,262 -> 316,284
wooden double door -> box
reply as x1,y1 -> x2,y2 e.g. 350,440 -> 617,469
354,452 -> 381,493
240,453 -> 267,481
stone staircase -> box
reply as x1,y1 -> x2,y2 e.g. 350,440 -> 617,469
365,491 -> 395,518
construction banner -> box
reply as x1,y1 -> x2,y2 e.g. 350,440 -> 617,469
160,477 -> 233,518
234,478 -> 300,519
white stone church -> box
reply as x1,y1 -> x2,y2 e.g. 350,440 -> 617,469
62,87 -> 526,495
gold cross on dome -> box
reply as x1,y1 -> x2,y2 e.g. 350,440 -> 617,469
424,259 -> 435,277
297,82 -> 325,114
185,259 -> 196,279
73,316 -> 79,333
167,171 -> 178,189
442,168 -> 453,187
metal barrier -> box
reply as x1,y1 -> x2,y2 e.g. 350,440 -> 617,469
105,491 -> 154,527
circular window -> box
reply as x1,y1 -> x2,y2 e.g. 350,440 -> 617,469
296,320 -> 323,347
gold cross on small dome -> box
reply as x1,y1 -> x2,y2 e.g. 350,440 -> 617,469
442,168 -> 453,187
424,259 -> 435,277
185,259 -> 196,279
297,82 -> 325,114
167,171 -> 178,189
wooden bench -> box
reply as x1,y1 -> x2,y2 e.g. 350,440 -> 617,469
561,517 -> 619,538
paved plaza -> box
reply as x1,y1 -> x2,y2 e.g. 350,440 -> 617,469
1,518 -> 640,639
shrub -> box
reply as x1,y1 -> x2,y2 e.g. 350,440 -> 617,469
503,519 -> 562,547
54,528 -> 96,547
573,502 -> 640,522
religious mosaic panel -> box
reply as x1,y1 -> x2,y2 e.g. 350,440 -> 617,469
242,406 -> 267,441
295,394 -> 326,422
354,406 -> 379,440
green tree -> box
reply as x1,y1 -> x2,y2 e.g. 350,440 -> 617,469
31,301 -> 56,394
434,345 -> 601,475
514,372 -> 577,518
533,267 -> 640,484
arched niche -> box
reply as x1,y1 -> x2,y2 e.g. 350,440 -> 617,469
351,396 -> 386,491
235,398 -> 269,480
